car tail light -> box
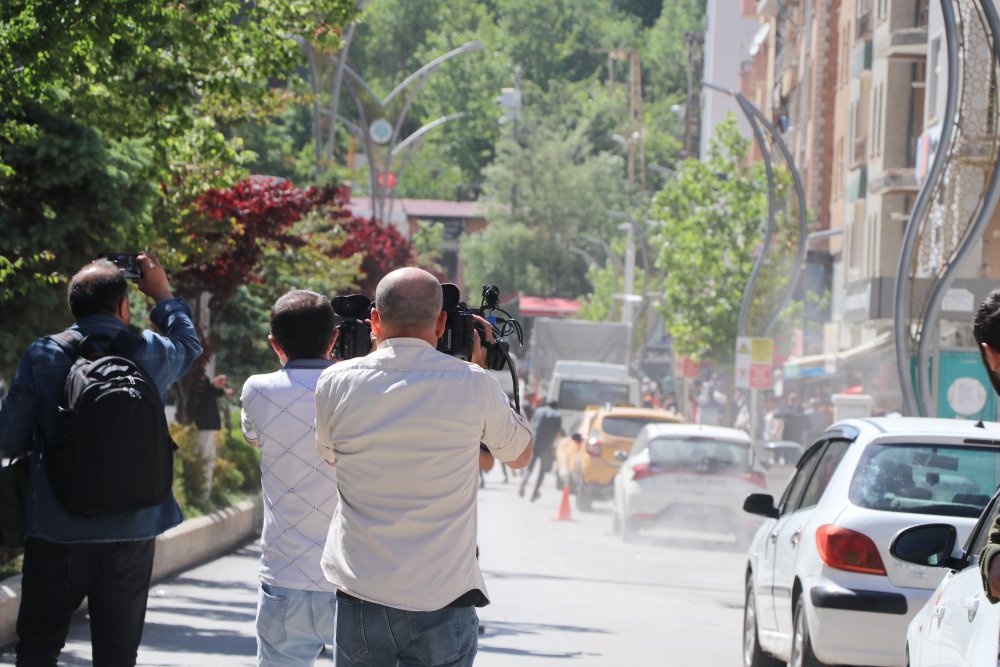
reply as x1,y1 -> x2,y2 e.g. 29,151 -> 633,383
815,524 -> 886,575
631,462 -> 661,481
744,471 -> 767,488
586,438 -> 602,457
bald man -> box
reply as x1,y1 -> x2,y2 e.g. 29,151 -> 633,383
315,267 -> 533,666
0,254 -> 202,666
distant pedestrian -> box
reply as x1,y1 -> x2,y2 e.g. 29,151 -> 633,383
0,254 -> 202,666
240,290 -> 340,665
192,369 -> 233,499
520,399 -> 562,501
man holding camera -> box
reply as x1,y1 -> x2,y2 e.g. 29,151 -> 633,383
315,267 -> 533,666
0,254 -> 202,665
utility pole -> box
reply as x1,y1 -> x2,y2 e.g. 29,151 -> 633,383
684,32 -> 704,159
592,47 -> 645,191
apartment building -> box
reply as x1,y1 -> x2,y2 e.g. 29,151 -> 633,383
724,0 -> 1000,416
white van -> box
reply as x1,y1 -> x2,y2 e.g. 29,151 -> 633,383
546,361 -> 639,429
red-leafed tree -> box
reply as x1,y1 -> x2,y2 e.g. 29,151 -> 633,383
307,185 -> 415,297
174,176 -> 311,303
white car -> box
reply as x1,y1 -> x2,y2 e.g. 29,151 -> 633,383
891,486 -> 1000,666
742,417 -> 1000,667
611,423 -> 768,545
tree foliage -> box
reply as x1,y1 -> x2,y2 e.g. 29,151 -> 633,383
649,117 -> 795,364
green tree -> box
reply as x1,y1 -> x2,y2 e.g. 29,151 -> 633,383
649,117 -> 794,364
465,104 -> 630,297
0,0 -> 358,376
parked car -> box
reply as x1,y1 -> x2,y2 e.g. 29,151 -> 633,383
741,417 -> 1000,667
891,485 -> 1000,666
612,423 -> 767,545
760,440 -> 806,468
554,405 -> 682,511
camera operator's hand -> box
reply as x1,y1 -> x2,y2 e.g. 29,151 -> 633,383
136,253 -> 174,303
470,314 -> 494,369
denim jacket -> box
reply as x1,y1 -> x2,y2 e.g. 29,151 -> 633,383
0,298 -> 203,542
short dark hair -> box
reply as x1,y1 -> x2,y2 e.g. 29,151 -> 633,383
270,290 -> 336,360
974,289 -> 1000,363
68,260 -> 128,319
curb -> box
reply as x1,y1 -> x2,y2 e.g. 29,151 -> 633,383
0,495 -> 263,649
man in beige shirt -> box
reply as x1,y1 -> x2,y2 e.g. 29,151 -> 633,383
315,267 -> 533,666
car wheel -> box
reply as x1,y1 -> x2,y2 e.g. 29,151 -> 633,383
576,484 -> 593,512
743,578 -> 781,667
790,596 -> 824,667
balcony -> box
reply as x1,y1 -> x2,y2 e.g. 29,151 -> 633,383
868,167 -> 919,194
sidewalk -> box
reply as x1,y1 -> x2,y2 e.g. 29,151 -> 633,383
0,540 -> 266,666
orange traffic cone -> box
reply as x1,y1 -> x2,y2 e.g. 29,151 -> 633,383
553,484 -> 574,521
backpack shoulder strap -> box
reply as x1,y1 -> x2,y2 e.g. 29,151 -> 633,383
46,330 -> 85,360
110,329 -> 144,358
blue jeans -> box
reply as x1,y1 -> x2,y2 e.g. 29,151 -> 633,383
334,593 -> 477,667
257,582 -> 338,666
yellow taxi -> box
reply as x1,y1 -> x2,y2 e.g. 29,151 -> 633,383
556,405 -> 683,511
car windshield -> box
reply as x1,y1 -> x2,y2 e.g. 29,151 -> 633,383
601,417 -> 673,438
849,443 -> 1000,518
557,381 -> 632,411
648,437 -> 751,472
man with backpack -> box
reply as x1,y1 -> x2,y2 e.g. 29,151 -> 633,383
519,400 -> 562,502
0,254 -> 202,666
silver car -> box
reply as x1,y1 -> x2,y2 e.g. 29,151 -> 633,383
611,423 -> 768,545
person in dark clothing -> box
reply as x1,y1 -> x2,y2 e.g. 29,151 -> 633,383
193,371 -> 233,499
974,290 -> 1000,600
519,400 -> 563,501
0,254 -> 202,666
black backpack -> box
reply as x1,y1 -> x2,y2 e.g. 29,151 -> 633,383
47,329 -> 176,517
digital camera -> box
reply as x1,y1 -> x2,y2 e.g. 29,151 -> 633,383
100,253 -> 142,280
331,294 -> 373,360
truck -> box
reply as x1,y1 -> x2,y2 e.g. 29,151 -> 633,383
526,317 -> 633,403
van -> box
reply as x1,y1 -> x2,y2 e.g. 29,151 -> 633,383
546,361 -> 639,431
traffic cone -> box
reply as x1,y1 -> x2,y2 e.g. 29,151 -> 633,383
553,484 -> 574,521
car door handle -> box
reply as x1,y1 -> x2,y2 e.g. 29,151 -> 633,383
789,528 -> 803,546
932,605 -> 946,619
769,532 -> 778,543
961,597 -> 980,622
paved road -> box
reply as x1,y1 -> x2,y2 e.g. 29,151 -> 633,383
0,465 -> 791,666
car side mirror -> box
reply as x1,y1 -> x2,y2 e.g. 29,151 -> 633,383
890,524 -> 958,568
614,450 -> 628,463
743,493 -> 779,519
571,433 -> 583,443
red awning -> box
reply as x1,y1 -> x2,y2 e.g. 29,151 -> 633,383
518,296 -> 579,317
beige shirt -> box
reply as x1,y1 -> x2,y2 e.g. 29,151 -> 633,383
314,337 -> 532,611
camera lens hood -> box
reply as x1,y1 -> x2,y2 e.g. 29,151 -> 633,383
332,294 -> 372,319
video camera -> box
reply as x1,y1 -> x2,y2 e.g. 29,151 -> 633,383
436,284 -> 516,373
331,294 -> 373,361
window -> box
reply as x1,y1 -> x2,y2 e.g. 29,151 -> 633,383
601,416 -> 676,439
557,381 -> 632,411
778,444 -> 824,515
799,440 -> 851,509
849,443 -> 1000,518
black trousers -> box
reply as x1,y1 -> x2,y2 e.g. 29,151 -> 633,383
16,537 -> 156,667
